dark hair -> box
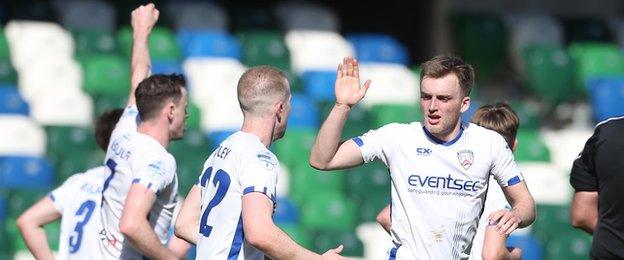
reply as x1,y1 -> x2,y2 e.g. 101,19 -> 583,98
470,102 -> 520,149
95,108 -> 124,151
135,73 -> 186,121
421,55 -> 475,96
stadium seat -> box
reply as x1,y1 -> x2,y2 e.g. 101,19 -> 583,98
45,126 -> 97,161
238,31 -> 290,70
81,54 -> 129,97
274,2 -> 339,32
0,195 -> 6,222
312,230 -> 364,257
531,204 -> 573,243
0,156 -> 54,189
18,58 -> 83,102
561,17 -> 614,44
166,2 -> 228,31
508,100 -> 542,130
92,94 -> 126,119
0,29 -> 11,60
7,216 -> 60,253
177,30 -> 242,60
272,129 -> 317,169
515,130 -> 551,162
301,70 -> 336,101
151,60 -> 183,75
290,165 -> 346,205
206,130 -> 237,151
345,161 -> 390,198
358,63 -> 419,108
285,30 -> 354,74
73,30 -> 118,57
0,59 -> 17,86
568,43 -> 624,93
347,34 -> 409,65
0,226 -> 10,259
274,196 -> 299,225
519,163 -> 571,204
54,150 -> 103,184
586,77 -> 624,122
276,165 -> 291,197
544,230 -> 592,260
355,194 -> 389,223
279,225 -> 313,248
5,21 -> 74,71
288,94 -> 320,130
30,89 -> 93,127
175,155 -> 204,197
56,0 -> 116,31
369,104 -> 422,128
185,102 -> 201,130
506,234 -> 544,260
522,45 -> 575,105
0,115 -> 46,156
230,5 -> 278,31
118,27 -> 181,61
319,101 -> 372,138
7,189 -> 48,218
541,128 -> 593,173
300,191 -> 357,231
356,223 -> 394,260
169,129 -> 211,160
0,88 -> 28,115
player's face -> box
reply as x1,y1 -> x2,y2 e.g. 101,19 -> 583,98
420,73 -> 470,140
273,94 -> 291,141
170,87 -> 188,140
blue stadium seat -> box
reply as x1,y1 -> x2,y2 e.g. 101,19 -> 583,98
587,77 -> 624,122
289,94 -> 320,129
152,60 -> 183,75
274,196 -> 299,225
301,71 -> 336,101
461,99 -> 482,123
206,130 -> 237,151
0,88 -> 28,115
177,30 -> 242,60
0,194 -> 6,222
347,34 -> 409,65
0,156 -> 54,189
507,234 -> 544,260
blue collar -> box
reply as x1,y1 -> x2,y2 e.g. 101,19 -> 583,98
422,123 -> 465,146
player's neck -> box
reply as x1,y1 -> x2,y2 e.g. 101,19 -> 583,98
241,118 -> 274,148
431,121 -> 463,142
138,120 -> 170,148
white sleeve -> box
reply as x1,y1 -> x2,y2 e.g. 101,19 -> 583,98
49,174 -> 83,214
132,152 -> 176,194
240,150 -> 279,203
490,135 -> 523,187
353,124 -> 395,166
113,106 -> 141,135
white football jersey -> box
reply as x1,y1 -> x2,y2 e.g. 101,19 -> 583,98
50,166 -> 108,260
468,175 -> 511,260
99,106 -> 178,259
354,122 -> 523,260
196,131 -> 279,260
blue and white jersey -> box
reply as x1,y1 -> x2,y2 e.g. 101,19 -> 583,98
50,166 -> 107,260
196,131 -> 279,260
354,122 -> 523,260
99,106 -> 178,259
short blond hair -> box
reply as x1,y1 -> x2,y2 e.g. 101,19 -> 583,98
470,102 -> 520,148
237,66 -> 290,116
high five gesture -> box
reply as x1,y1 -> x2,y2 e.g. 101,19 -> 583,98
334,57 -> 371,107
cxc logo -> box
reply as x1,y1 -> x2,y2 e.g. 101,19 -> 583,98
416,147 -> 432,156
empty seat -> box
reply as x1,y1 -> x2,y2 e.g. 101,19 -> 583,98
92,94 -> 126,119
506,234 -> 544,260
288,94 -> 319,130
522,45 -> 575,105
0,29 -> 11,60
151,60 -> 183,75
568,43 -> 624,92
206,130 -> 237,151
279,225 -> 313,249
301,71 -> 336,101
18,58 -> 83,102
30,89 -> 94,127
73,30 -> 118,57
166,2 -> 227,31
0,59 -> 18,86
356,223 -> 394,260
347,34 -> 409,65
0,115 -> 46,156
285,30 -> 354,74
81,54 -> 129,97
530,204 -> 575,243
274,2 -> 339,32
319,101 -> 371,138
544,230 -> 592,260
56,0 -> 116,31
369,104 -> 421,128
274,196 -> 299,225
586,77 -> 624,122
7,216 -> 60,253
290,166 -> 345,205
238,31 -> 290,69
177,30 -> 242,60
45,126 -> 97,161
5,21 -> 74,71
0,156 -> 54,189
515,130 -> 551,162
54,150 -> 103,184
300,191 -> 356,231
118,27 -> 181,61
0,88 -> 29,115
541,128 -> 593,173
518,163 -> 571,204
272,129 -> 317,169
358,63 -> 419,107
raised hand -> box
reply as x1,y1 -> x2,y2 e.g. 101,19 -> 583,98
321,244 -> 348,260
131,3 -> 159,35
334,57 -> 371,108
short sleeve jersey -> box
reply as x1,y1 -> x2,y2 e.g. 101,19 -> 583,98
196,131 -> 279,260
354,122 -> 523,260
99,106 -> 178,259
50,166 -> 108,260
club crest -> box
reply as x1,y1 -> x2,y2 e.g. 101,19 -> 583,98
457,150 -> 474,170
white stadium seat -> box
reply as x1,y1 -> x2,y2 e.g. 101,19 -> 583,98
356,222 -> 393,260
518,162 -> 572,205
358,63 -> 419,107
285,30 -> 354,74
30,89 -> 93,127
5,21 -> 74,71
541,128 -> 594,173
0,115 -> 46,156
18,58 -> 83,102
276,164 -> 291,198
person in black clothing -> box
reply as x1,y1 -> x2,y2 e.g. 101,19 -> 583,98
570,116 -> 624,259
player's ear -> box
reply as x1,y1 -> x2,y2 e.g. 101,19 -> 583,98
275,101 -> 284,122
167,101 -> 175,122
460,96 -> 471,113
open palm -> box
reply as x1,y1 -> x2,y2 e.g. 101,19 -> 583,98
335,57 -> 371,107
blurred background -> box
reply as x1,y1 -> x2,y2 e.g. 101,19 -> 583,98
0,0 -> 623,259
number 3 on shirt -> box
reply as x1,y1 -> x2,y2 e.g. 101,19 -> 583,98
199,167 -> 231,237
69,200 -> 96,253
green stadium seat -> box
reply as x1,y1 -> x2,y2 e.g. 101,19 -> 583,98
45,126 -> 97,159
81,54 -> 130,97
54,150 -> 105,184
289,166 -> 346,205
0,29 -> 10,60
522,45 -> 575,105
300,191 -> 357,231
6,217 -> 60,253
514,129 -> 551,162
0,59 -> 17,85
7,189 -> 49,219
272,129 -> 317,169
73,30 -> 118,58
346,161 -> 390,198
93,94 -> 127,118
544,229 -> 592,260
569,43 -> 624,94
531,204 -> 573,243
508,100 -> 542,130
356,194 -> 390,223
369,104 -> 422,128
117,27 -> 181,61
319,101 -> 372,139
312,230 -> 364,257
278,224 -> 313,249
0,222 -> 12,258
238,31 -> 290,70
186,102 -> 201,130
170,129 -> 211,196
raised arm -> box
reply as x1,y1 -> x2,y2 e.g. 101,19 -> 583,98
242,193 -> 346,260
16,197 -> 61,260
128,3 -> 158,107
309,57 -> 371,170
174,185 -> 201,245
489,182 -> 536,235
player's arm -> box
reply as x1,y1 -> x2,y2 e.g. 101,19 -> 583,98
127,4 -> 158,107
490,182 -> 535,235
309,57 -> 371,171
167,234 -> 192,260
174,185 -> 201,245
376,205 -> 391,234
482,226 -> 522,260
16,196 -> 61,260
120,184 -> 177,260
242,193 -> 346,260
570,191 -> 598,234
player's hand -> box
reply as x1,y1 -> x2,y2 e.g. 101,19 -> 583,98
488,209 -> 520,235
131,3 -> 159,35
334,57 -> 371,108
321,244 -> 348,260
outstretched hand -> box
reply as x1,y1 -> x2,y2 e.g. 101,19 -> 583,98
131,3 -> 159,35
334,57 -> 371,108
